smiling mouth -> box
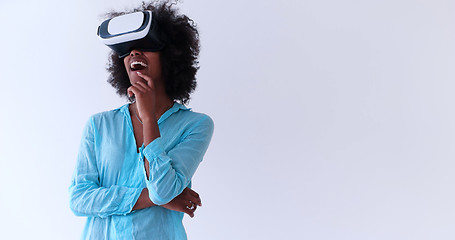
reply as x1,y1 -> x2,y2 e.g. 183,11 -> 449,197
130,61 -> 148,71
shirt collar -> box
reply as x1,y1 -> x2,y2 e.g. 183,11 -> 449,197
158,102 -> 191,124
118,101 -> 191,124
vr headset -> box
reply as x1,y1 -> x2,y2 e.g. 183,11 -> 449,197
97,10 -> 165,58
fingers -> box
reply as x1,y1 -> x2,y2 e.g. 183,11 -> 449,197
161,188 -> 202,218
128,72 -> 155,99
136,72 -> 154,88
180,189 -> 201,217
184,188 -> 202,206
184,201 -> 197,218
127,87 -> 136,98
189,194 -> 202,207
127,80 -> 149,98
190,204 -> 197,216
183,207 -> 195,218
127,86 -> 145,98
186,188 -> 199,198
135,80 -> 150,91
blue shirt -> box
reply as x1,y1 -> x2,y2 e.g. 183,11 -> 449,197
69,102 -> 214,240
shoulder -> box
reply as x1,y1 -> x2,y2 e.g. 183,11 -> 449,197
175,106 -> 214,129
179,109 -> 213,124
167,104 -> 214,138
180,110 -> 214,141
87,104 -> 129,129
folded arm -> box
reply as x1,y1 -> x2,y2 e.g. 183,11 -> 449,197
141,115 -> 214,205
69,117 -> 143,218
69,117 -> 208,218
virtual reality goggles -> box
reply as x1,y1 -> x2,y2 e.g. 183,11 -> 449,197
97,10 -> 165,58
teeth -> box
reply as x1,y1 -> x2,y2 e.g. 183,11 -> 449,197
130,61 -> 147,69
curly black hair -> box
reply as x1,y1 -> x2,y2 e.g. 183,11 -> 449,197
105,1 -> 200,104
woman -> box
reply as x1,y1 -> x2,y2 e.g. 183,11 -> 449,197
69,2 -> 214,239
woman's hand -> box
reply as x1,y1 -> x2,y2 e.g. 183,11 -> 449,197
127,72 -> 157,121
162,187 -> 202,218
128,72 -> 161,177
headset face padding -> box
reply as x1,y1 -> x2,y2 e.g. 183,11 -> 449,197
97,11 -> 165,58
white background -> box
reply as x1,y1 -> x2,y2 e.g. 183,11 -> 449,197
1,0 -> 454,239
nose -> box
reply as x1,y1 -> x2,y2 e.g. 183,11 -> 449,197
129,49 -> 143,56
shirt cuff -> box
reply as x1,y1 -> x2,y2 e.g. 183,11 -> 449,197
142,137 -> 166,161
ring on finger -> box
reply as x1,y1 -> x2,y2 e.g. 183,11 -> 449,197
187,201 -> 195,210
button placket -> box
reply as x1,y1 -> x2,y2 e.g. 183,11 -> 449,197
138,144 -> 149,181
138,145 -> 145,162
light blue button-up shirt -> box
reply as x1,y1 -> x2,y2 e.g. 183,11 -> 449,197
69,102 -> 214,239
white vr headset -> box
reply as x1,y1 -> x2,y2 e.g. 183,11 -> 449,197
97,10 -> 165,58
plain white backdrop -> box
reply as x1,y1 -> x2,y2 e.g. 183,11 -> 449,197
1,0 -> 454,239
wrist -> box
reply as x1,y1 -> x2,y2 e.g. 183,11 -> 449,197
143,188 -> 155,207
142,117 -> 160,146
133,188 -> 156,210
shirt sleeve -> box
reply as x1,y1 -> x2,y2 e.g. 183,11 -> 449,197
69,117 -> 143,218
142,115 -> 214,205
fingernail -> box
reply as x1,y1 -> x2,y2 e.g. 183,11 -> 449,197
136,71 -> 142,74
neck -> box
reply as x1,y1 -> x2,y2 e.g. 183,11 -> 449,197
154,79 -> 174,118
133,95 -> 174,122
155,94 -> 174,119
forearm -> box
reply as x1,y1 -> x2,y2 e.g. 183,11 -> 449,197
69,183 -> 143,218
143,117 -> 160,146
132,188 -> 157,210
132,187 -> 202,218
142,118 -> 160,179
141,116 -> 213,205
